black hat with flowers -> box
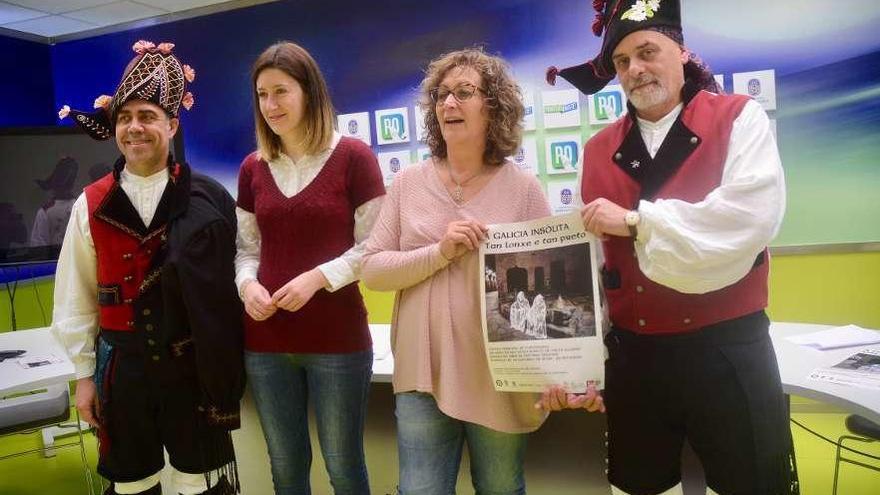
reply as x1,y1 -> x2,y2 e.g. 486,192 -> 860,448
59,40 -> 196,140
546,0 -> 682,95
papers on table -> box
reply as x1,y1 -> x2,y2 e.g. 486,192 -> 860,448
807,348 -> 880,391
787,324 -> 880,350
17,353 -> 64,369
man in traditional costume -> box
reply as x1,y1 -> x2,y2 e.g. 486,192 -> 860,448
544,1 -> 797,493
52,40 -> 244,495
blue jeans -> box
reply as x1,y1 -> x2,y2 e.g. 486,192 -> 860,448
245,350 -> 373,495
395,392 -> 528,495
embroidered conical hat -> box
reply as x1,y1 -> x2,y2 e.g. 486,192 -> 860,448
59,40 -> 196,140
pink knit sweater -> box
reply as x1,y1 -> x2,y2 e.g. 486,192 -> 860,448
363,159 -> 551,433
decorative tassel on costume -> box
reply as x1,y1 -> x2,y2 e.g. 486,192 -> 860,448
197,425 -> 240,494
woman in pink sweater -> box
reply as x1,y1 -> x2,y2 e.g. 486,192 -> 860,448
362,49 -> 550,494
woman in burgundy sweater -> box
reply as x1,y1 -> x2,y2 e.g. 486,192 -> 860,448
235,42 -> 385,495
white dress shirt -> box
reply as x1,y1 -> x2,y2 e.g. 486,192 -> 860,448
234,132 -> 385,295
51,167 -> 170,379
576,98 -> 785,294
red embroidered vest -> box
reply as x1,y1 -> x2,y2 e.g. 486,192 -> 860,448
582,90 -> 769,334
85,173 -> 167,331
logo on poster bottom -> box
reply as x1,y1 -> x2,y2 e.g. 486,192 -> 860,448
389,157 -> 400,173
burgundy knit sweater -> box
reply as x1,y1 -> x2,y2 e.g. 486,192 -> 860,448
237,137 -> 385,353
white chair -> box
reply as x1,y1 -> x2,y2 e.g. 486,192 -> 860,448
0,383 -> 96,494
831,414 -> 880,495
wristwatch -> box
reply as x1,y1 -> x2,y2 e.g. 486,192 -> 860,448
624,210 -> 641,238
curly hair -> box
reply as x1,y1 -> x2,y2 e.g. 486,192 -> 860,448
419,48 -> 524,166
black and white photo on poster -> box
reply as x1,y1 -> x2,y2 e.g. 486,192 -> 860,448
479,212 -> 606,393
484,244 -> 596,343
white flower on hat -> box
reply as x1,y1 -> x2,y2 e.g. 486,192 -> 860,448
58,105 -> 70,119
183,64 -> 196,83
181,92 -> 194,111
157,42 -> 175,54
621,0 -> 660,22
132,40 -> 156,54
93,94 -> 112,109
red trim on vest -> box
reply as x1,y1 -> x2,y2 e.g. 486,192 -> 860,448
85,174 -> 166,331
582,91 -> 768,334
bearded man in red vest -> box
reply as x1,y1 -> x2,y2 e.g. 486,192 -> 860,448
53,40 -> 244,495
541,1 -> 796,494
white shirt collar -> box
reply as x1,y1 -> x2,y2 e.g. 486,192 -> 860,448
272,131 -> 342,168
636,102 -> 684,131
120,166 -> 169,187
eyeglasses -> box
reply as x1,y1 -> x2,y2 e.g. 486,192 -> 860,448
429,84 -> 486,104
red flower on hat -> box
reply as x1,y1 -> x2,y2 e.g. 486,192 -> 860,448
592,13 -> 606,36
132,40 -> 156,54
181,92 -> 194,111
157,42 -> 175,54
593,0 -> 606,12
183,64 -> 196,83
545,66 -> 560,86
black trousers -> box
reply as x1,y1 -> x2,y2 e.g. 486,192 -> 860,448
603,311 -> 797,495
96,332 -> 234,483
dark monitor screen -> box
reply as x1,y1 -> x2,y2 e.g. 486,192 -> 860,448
0,126 -> 185,267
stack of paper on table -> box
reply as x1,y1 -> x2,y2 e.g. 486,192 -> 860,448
787,324 -> 880,350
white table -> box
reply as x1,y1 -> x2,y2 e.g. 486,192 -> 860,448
770,322 -> 880,425
0,325 -> 394,392
369,323 -> 393,383
0,327 -> 75,396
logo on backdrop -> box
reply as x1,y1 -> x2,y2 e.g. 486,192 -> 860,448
544,102 -> 578,115
380,114 -> 406,141
748,78 -> 762,96
390,157 -> 400,173
549,141 -> 578,170
593,90 -> 623,121
347,119 -> 359,135
375,108 -> 410,145
560,188 -> 572,205
587,85 -> 626,124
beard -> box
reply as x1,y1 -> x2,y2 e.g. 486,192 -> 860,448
626,76 -> 670,110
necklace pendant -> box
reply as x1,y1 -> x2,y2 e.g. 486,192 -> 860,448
452,185 -> 464,204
